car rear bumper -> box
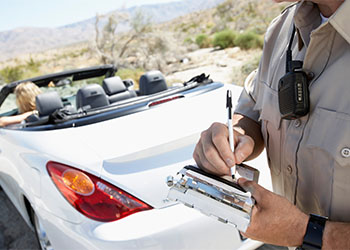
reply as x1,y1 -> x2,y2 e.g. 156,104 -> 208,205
37,203 -> 262,250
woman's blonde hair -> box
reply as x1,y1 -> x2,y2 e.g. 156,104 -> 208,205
14,81 -> 42,113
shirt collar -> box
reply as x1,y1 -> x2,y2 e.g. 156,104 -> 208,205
293,1 -> 321,49
294,1 -> 350,46
294,1 -> 320,30
329,0 -> 350,45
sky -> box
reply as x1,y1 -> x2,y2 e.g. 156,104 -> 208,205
0,0 -> 178,32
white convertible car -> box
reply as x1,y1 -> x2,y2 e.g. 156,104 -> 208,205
0,65 -> 269,250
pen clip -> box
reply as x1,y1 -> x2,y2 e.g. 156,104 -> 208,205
226,90 -> 232,109
226,90 -> 233,121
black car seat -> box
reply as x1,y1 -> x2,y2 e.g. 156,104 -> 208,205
139,71 -> 168,95
36,91 -> 64,117
102,76 -> 137,104
23,91 -> 65,126
76,84 -> 109,110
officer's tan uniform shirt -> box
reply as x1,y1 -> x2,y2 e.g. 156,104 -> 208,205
235,1 -> 350,222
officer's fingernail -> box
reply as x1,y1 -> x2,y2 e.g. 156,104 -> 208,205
226,158 -> 235,167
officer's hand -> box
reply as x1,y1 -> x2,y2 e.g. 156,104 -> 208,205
193,122 -> 254,176
238,178 -> 309,247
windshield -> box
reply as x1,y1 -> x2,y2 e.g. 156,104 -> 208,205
0,92 -> 16,115
0,76 -> 105,116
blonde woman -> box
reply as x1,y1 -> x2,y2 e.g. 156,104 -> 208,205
0,81 -> 42,127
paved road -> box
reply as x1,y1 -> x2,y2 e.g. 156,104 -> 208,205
0,189 -> 39,250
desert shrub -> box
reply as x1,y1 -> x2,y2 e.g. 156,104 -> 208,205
234,31 -> 263,50
116,68 -> 145,90
26,57 -> 41,72
213,29 -> 237,49
231,52 -> 262,86
195,34 -> 211,48
0,66 -> 24,83
216,2 -> 233,19
22,57 -> 43,79
86,76 -> 105,85
241,53 -> 261,77
206,22 -> 214,30
184,37 -> 193,44
148,36 -> 168,54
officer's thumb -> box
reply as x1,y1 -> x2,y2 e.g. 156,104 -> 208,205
238,178 -> 266,204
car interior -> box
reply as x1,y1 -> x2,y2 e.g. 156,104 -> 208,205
0,65 -> 213,130
24,70 -> 170,127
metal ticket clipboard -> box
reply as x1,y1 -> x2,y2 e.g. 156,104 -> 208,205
166,164 -> 259,232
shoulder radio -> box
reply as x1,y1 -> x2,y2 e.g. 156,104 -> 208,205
278,24 -> 310,120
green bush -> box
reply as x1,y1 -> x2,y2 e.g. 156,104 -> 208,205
184,37 -> 193,45
116,68 -> 145,90
195,34 -> 211,48
26,57 -> 41,72
213,29 -> 237,49
234,31 -> 263,50
0,66 -> 24,83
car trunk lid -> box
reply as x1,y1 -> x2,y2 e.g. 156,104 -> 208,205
98,84 -> 242,208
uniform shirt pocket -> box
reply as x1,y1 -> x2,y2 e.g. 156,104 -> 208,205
254,83 -> 282,175
304,107 -> 350,221
306,108 -> 350,167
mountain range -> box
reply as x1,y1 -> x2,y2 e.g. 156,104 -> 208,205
0,0 -> 225,61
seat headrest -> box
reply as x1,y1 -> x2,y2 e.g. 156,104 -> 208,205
76,84 -> 109,110
36,91 -> 64,117
139,71 -> 167,95
102,76 -> 127,95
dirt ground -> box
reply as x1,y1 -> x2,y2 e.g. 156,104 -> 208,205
166,47 -> 260,86
0,189 -> 39,250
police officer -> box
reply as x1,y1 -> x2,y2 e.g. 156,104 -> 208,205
193,0 -> 349,249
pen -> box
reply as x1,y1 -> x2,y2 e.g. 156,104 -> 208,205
226,90 -> 236,179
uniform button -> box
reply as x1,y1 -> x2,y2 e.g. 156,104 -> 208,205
307,72 -> 315,81
295,119 -> 301,128
287,165 -> 293,174
341,147 -> 350,158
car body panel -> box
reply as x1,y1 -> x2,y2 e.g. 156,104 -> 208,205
38,200 -> 262,250
0,68 -> 268,249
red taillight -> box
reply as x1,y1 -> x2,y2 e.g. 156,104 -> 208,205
47,161 -> 152,222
